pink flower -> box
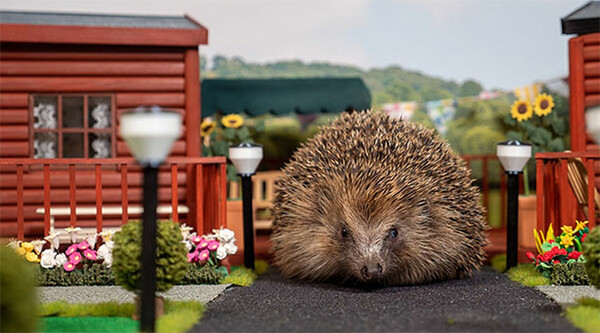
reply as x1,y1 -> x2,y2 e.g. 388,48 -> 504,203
568,251 -> 582,260
198,249 -> 210,261
83,249 -> 97,260
191,235 -> 203,246
63,262 -> 76,272
77,241 -> 90,251
65,244 -> 78,256
198,238 -> 209,249
187,251 -> 198,263
207,240 -> 220,251
69,251 -> 82,265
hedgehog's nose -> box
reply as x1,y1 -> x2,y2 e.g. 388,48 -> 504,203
361,263 -> 383,280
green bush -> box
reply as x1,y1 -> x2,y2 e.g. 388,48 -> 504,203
1,247 -> 38,332
180,264 -> 224,285
550,262 -> 590,285
582,226 -> 600,288
112,220 -> 188,292
35,262 -> 114,286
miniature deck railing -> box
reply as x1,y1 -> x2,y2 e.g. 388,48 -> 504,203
536,151 -> 600,233
0,156 -> 227,240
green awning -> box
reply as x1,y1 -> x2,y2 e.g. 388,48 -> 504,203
201,78 -> 371,117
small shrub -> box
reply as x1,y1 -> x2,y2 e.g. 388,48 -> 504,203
1,247 -> 38,332
35,262 -> 114,286
582,226 -> 600,288
550,262 -> 589,285
112,220 -> 188,292
180,264 -> 224,285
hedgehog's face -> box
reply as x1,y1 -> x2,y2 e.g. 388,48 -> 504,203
318,182 -> 435,286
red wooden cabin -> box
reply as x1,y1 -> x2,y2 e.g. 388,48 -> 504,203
536,2 -> 600,233
0,11 -> 227,239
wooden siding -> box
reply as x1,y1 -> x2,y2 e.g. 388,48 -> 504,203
0,43 -> 202,238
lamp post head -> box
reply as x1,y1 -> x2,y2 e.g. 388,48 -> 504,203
497,140 -> 532,174
229,142 -> 263,177
119,106 -> 182,167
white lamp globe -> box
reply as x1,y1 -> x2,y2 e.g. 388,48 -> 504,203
229,143 -> 263,176
119,106 -> 182,167
585,105 -> 600,145
497,140 -> 532,174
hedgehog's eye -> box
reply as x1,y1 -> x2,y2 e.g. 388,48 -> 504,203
341,227 -> 349,238
388,228 -> 398,239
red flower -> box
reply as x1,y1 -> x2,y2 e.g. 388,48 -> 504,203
581,233 -> 587,243
558,249 -> 567,256
548,239 -> 555,243
568,251 -> 582,260
526,252 -> 536,262
553,260 -> 560,265
537,254 -> 545,262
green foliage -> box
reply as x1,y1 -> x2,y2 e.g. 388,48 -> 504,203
40,300 -> 204,333
582,226 -> 600,288
490,253 -> 507,273
180,264 -> 225,285
550,262 -> 590,285
507,264 -> 550,287
576,297 -> 600,308
41,317 -> 137,333
221,267 -> 258,286
112,220 -> 188,292
35,262 -> 114,286
458,80 -> 483,97
40,301 -> 135,318
1,247 -> 38,333
565,301 -> 600,333
254,260 -> 269,275
157,301 -> 205,333
460,126 -> 505,156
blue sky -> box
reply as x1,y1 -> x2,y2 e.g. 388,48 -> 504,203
1,0 -> 585,90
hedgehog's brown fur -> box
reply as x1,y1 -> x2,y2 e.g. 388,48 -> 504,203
270,111 -> 489,286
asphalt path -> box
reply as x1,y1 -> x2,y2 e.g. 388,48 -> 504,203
192,268 -> 578,332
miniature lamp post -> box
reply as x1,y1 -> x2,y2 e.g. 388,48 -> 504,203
119,107 -> 181,332
228,142 -> 263,270
497,140 -> 531,270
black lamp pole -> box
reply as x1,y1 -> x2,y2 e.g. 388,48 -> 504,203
141,166 -> 158,332
241,174 -> 255,270
506,171 -> 519,270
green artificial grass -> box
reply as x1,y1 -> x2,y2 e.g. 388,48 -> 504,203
222,266 -> 258,286
254,260 -> 269,275
506,264 -> 550,287
565,297 -> 600,333
42,317 -> 138,333
39,300 -> 203,333
490,253 -> 507,273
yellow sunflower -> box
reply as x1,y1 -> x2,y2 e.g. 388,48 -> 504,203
533,93 -> 554,117
200,119 -> 216,136
510,100 -> 533,122
221,114 -> 244,129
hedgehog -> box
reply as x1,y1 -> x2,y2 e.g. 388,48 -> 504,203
270,111 -> 488,286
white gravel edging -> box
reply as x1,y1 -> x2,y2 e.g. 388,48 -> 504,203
38,284 -> 231,304
535,285 -> 600,306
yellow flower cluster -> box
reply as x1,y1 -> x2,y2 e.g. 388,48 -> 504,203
15,242 -> 40,262
510,93 -> 554,122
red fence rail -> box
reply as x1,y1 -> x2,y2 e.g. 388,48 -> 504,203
0,156 -> 227,240
536,151 -> 599,234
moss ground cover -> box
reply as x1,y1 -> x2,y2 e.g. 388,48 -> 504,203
506,264 -> 550,287
39,300 -> 203,333
565,297 -> 600,333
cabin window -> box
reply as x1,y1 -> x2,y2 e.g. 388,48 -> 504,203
30,94 -> 115,159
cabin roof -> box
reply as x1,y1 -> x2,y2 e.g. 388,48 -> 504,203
0,10 -> 208,46
562,1 -> 600,35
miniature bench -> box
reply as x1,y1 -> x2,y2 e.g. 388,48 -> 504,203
36,205 -> 189,242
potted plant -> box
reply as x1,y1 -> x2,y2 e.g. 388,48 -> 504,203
112,220 -> 187,319
505,90 -> 568,249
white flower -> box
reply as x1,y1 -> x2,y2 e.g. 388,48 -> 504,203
64,227 -> 82,243
97,243 -> 110,260
213,228 -> 235,243
102,253 -> 113,268
86,234 -> 97,249
182,240 -> 192,252
180,223 -> 194,240
55,253 -> 67,267
99,230 -> 116,243
224,242 -> 238,255
6,238 -> 20,250
30,239 -> 46,255
44,231 -> 62,250
186,232 -> 197,242
40,249 -> 57,269
216,245 -> 228,260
